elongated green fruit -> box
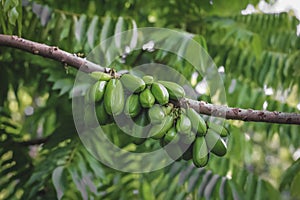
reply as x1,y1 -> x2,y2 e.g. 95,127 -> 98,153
139,88 -> 155,108
151,82 -> 169,105
120,74 -> 146,93
150,115 -> 174,139
186,108 -> 207,136
90,71 -> 112,81
84,105 -> 97,127
89,81 -> 107,102
84,88 -> 91,104
148,104 -> 165,124
176,114 -> 192,135
192,136 -> 209,167
124,94 -> 141,118
142,75 -> 154,86
164,127 -> 180,143
181,131 -> 196,145
96,100 -> 109,125
104,79 -> 124,115
205,129 -> 227,157
132,110 -> 150,145
157,80 -> 185,100
207,122 -> 229,137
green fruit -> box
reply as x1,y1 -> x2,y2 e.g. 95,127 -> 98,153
149,115 -> 174,139
132,110 -> 150,145
186,108 -> 207,136
157,80 -> 185,100
181,131 -> 196,144
148,104 -> 165,124
84,105 -> 97,128
142,75 -> 154,86
124,94 -> 141,118
96,100 -> 110,125
205,129 -> 227,157
90,71 -> 112,81
164,127 -> 180,143
89,81 -> 107,102
192,136 -> 209,168
151,82 -> 169,105
84,87 -> 92,104
176,114 -> 192,135
207,122 -> 229,137
162,103 -> 174,115
139,88 -> 155,108
120,74 -> 146,93
104,79 -> 125,115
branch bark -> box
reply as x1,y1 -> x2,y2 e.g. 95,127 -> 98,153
183,99 -> 300,125
1,34 -> 300,125
0,34 -> 108,73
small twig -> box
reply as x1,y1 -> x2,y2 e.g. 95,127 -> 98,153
0,34 -> 107,73
20,136 -> 49,146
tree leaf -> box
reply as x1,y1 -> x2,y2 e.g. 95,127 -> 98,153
280,158 -> 300,191
129,19 -> 138,50
3,0 -> 18,12
100,16 -> 113,43
52,166 -> 67,200
52,78 -> 74,96
59,19 -> 71,41
8,7 -> 19,26
114,16 -> 125,49
291,172 -> 300,200
75,14 -> 87,42
87,16 -> 99,48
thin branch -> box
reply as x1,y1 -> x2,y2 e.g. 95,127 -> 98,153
1,34 -> 300,125
20,136 -> 49,146
0,34 -> 108,73
183,99 -> 300,125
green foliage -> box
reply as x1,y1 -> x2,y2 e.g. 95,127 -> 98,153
0,0 -> 22,35
206,13 -> 300,91
280,158 -> 300,191
0,0 -> 300,199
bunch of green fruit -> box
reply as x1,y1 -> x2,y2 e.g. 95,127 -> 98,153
83,71 -> 229,168
149,105 -> 229,167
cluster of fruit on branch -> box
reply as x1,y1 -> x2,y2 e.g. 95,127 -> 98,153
84,71 -> 229,167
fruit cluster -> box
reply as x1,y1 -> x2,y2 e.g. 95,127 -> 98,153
84,71 -> 229,167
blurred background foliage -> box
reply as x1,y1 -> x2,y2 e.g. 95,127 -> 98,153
0,0 -> 300,199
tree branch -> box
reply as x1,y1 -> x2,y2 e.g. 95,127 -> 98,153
1,34 -> 299,125
0,34 -> 108,73
183,99 -> 300,125
20,136 -> 49,146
